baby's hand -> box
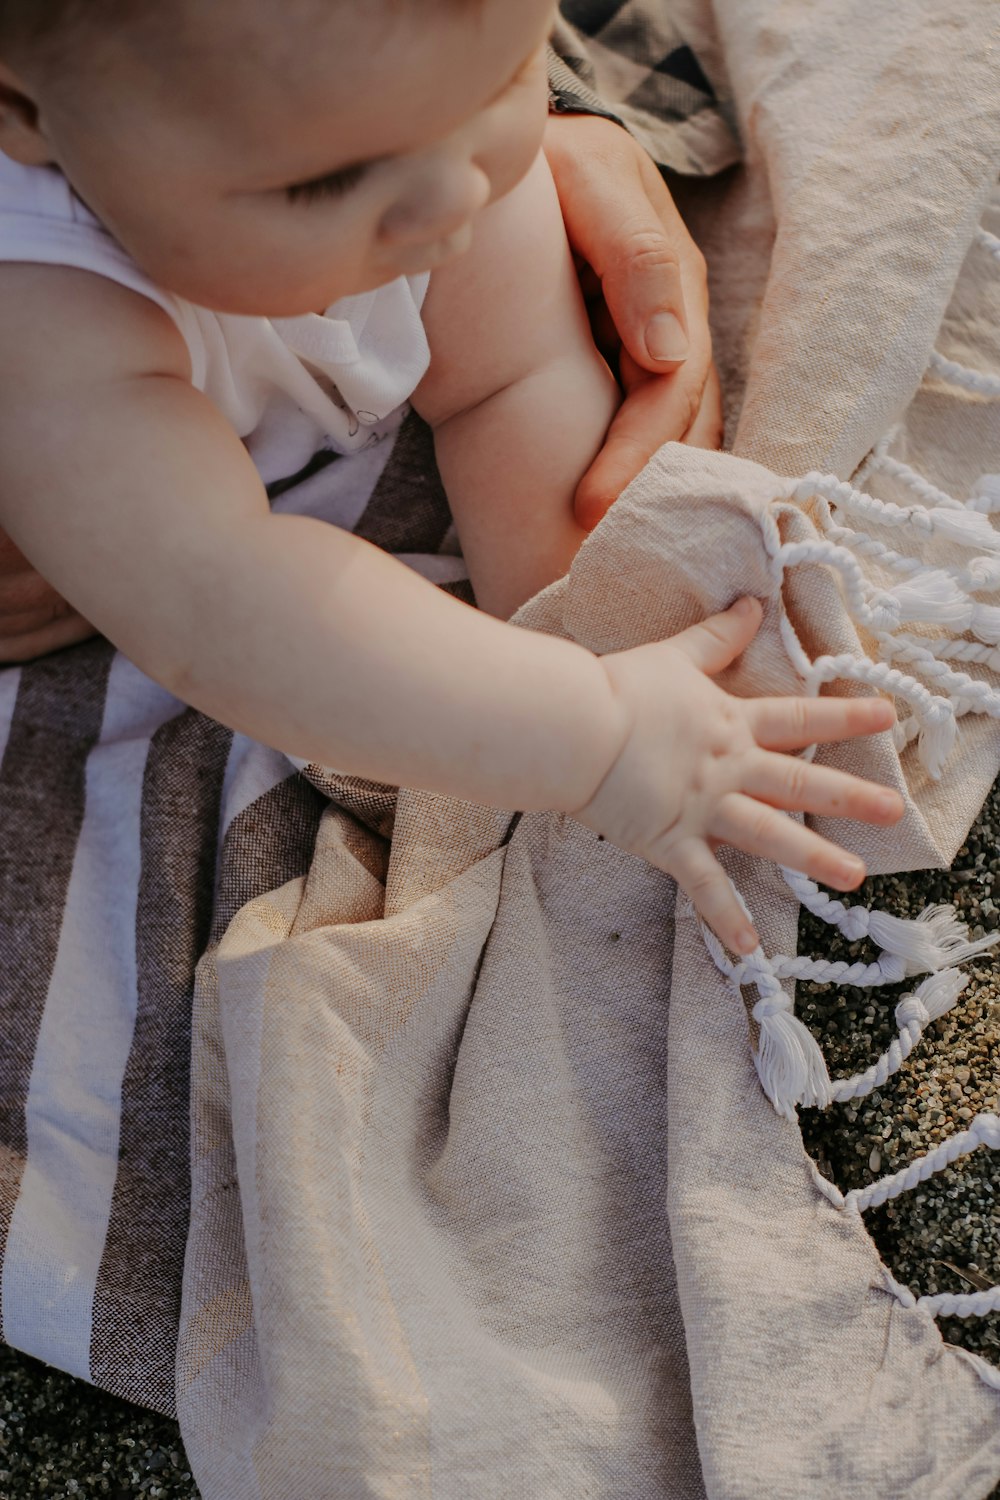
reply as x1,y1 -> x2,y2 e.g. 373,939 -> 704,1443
573,597 -> 903,953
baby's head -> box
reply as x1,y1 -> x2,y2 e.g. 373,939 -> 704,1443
0,0 -> 554,314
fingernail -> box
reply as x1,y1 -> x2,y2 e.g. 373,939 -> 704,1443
645,311 -> 689,363
734,596 -> 759,616
878,791 -> 903,818
735,927 -> 758,954
835,856 -> 866,886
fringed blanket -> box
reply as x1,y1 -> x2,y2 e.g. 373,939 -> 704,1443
1,1 -> 999,1497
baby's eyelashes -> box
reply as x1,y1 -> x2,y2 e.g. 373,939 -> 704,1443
285,161 -> 371,205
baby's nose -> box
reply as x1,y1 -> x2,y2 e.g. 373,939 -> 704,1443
378,160 -> 492,248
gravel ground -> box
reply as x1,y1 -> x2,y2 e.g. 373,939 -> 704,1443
0,1346 -> 198,1498
2,786 -> 999,1497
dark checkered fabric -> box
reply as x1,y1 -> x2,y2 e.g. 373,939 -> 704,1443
548,0 -> 741,176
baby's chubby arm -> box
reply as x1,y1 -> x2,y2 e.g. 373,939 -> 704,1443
412,153 -> 620,620
0,264 -> 904,954
0,263 -> 623,811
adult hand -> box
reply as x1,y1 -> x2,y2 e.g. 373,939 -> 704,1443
544,112 -> 723,530
0,528 -> 95,663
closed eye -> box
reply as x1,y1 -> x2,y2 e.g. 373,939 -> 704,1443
285,161 -> 370,204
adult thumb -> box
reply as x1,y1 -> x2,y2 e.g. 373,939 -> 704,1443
670,597 -> 763,675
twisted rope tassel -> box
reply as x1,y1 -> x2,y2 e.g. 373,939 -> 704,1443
965,474 -> 1000,515
814,507 -> 1000,598
846,1111 -> 1000,1212
829,971 -> 968,1102
781,869 -> 1000,975
732,950 -> 908,987
928,350 -> 1000,399
699,904 -> 832,1119
878,635 -> 1000,720
805,653 -> 956,777
886,633 -> 1000,673
792,473 -> 1000,550
861,449 -> 967,512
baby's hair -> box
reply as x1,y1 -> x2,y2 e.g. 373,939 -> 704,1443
0,0 -> 483,55
0,0 -> 120,48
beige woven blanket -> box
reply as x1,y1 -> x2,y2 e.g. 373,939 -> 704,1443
172,2 -> 1000,1495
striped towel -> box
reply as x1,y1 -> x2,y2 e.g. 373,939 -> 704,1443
0,414 -> 467,1415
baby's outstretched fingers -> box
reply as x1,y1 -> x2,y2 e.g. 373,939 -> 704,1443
742,750 -> 905,825
711,793 -> 867,891
746,692 -> 896,751
670,839 -> 759,954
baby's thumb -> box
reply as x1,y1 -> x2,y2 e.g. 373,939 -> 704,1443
671,597 -> 763,675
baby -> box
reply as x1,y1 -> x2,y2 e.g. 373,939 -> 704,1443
0,0 -> 903,954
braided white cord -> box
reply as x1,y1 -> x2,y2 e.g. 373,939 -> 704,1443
698,904 -> 833,1117
965,475 -> 1000,514
975,225 -> 1000,262
793,472 -> 1000,549
877,635 -> 1000,716
781,868 -> 1000,973
879,1273 -> 1000,1330
805,653 -> 955,777
862,449 -> 966,511
845,1112 -> 1000,1213
852,428 -> 897,492
828,972 -> 968,1102
806,653 -> 945,717
927,350 -> 1000,398
888,634 -> 1000,670
772,538 -> 935,634
948,1347 -> 1000,1390
813,498 -> 1000,614
731,950 -> 907,987
918,1285 -> 1000,1318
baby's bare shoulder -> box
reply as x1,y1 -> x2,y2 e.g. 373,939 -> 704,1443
0,263 -> 190,394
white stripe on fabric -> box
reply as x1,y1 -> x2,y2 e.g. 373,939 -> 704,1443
1,656 -> 183,1377
0,666 -> 22,771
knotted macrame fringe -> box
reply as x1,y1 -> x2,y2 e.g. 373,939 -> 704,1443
699,216 -> 1000,1380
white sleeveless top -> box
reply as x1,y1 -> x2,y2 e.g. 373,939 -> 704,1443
0,152 -> 431,484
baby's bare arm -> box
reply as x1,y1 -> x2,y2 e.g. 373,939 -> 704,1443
0,264 -> 623,809
413,153 -> 620,619
0,265 -> 905,954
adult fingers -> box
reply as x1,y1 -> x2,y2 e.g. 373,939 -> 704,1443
0,610 -> 97,664
711,793 -> 867,891
668,838 -> 759,954
741,749 -> 904,825
544,116 -> 700,370
668,597 -> 763,675
680,363 -> 725,450
746,693 -> 896,751
573,350 -> 708,529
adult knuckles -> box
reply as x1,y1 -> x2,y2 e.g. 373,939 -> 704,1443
607,226 -> 682,287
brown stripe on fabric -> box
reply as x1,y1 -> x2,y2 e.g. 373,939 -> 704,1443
210,770 -> 327,946
352,410 -> 453,556
89,708 -> 232,1414
0,639 -> 115,1340
89,751 -> 325,1415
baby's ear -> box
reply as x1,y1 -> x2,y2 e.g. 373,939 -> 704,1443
0,62 -> 53,167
